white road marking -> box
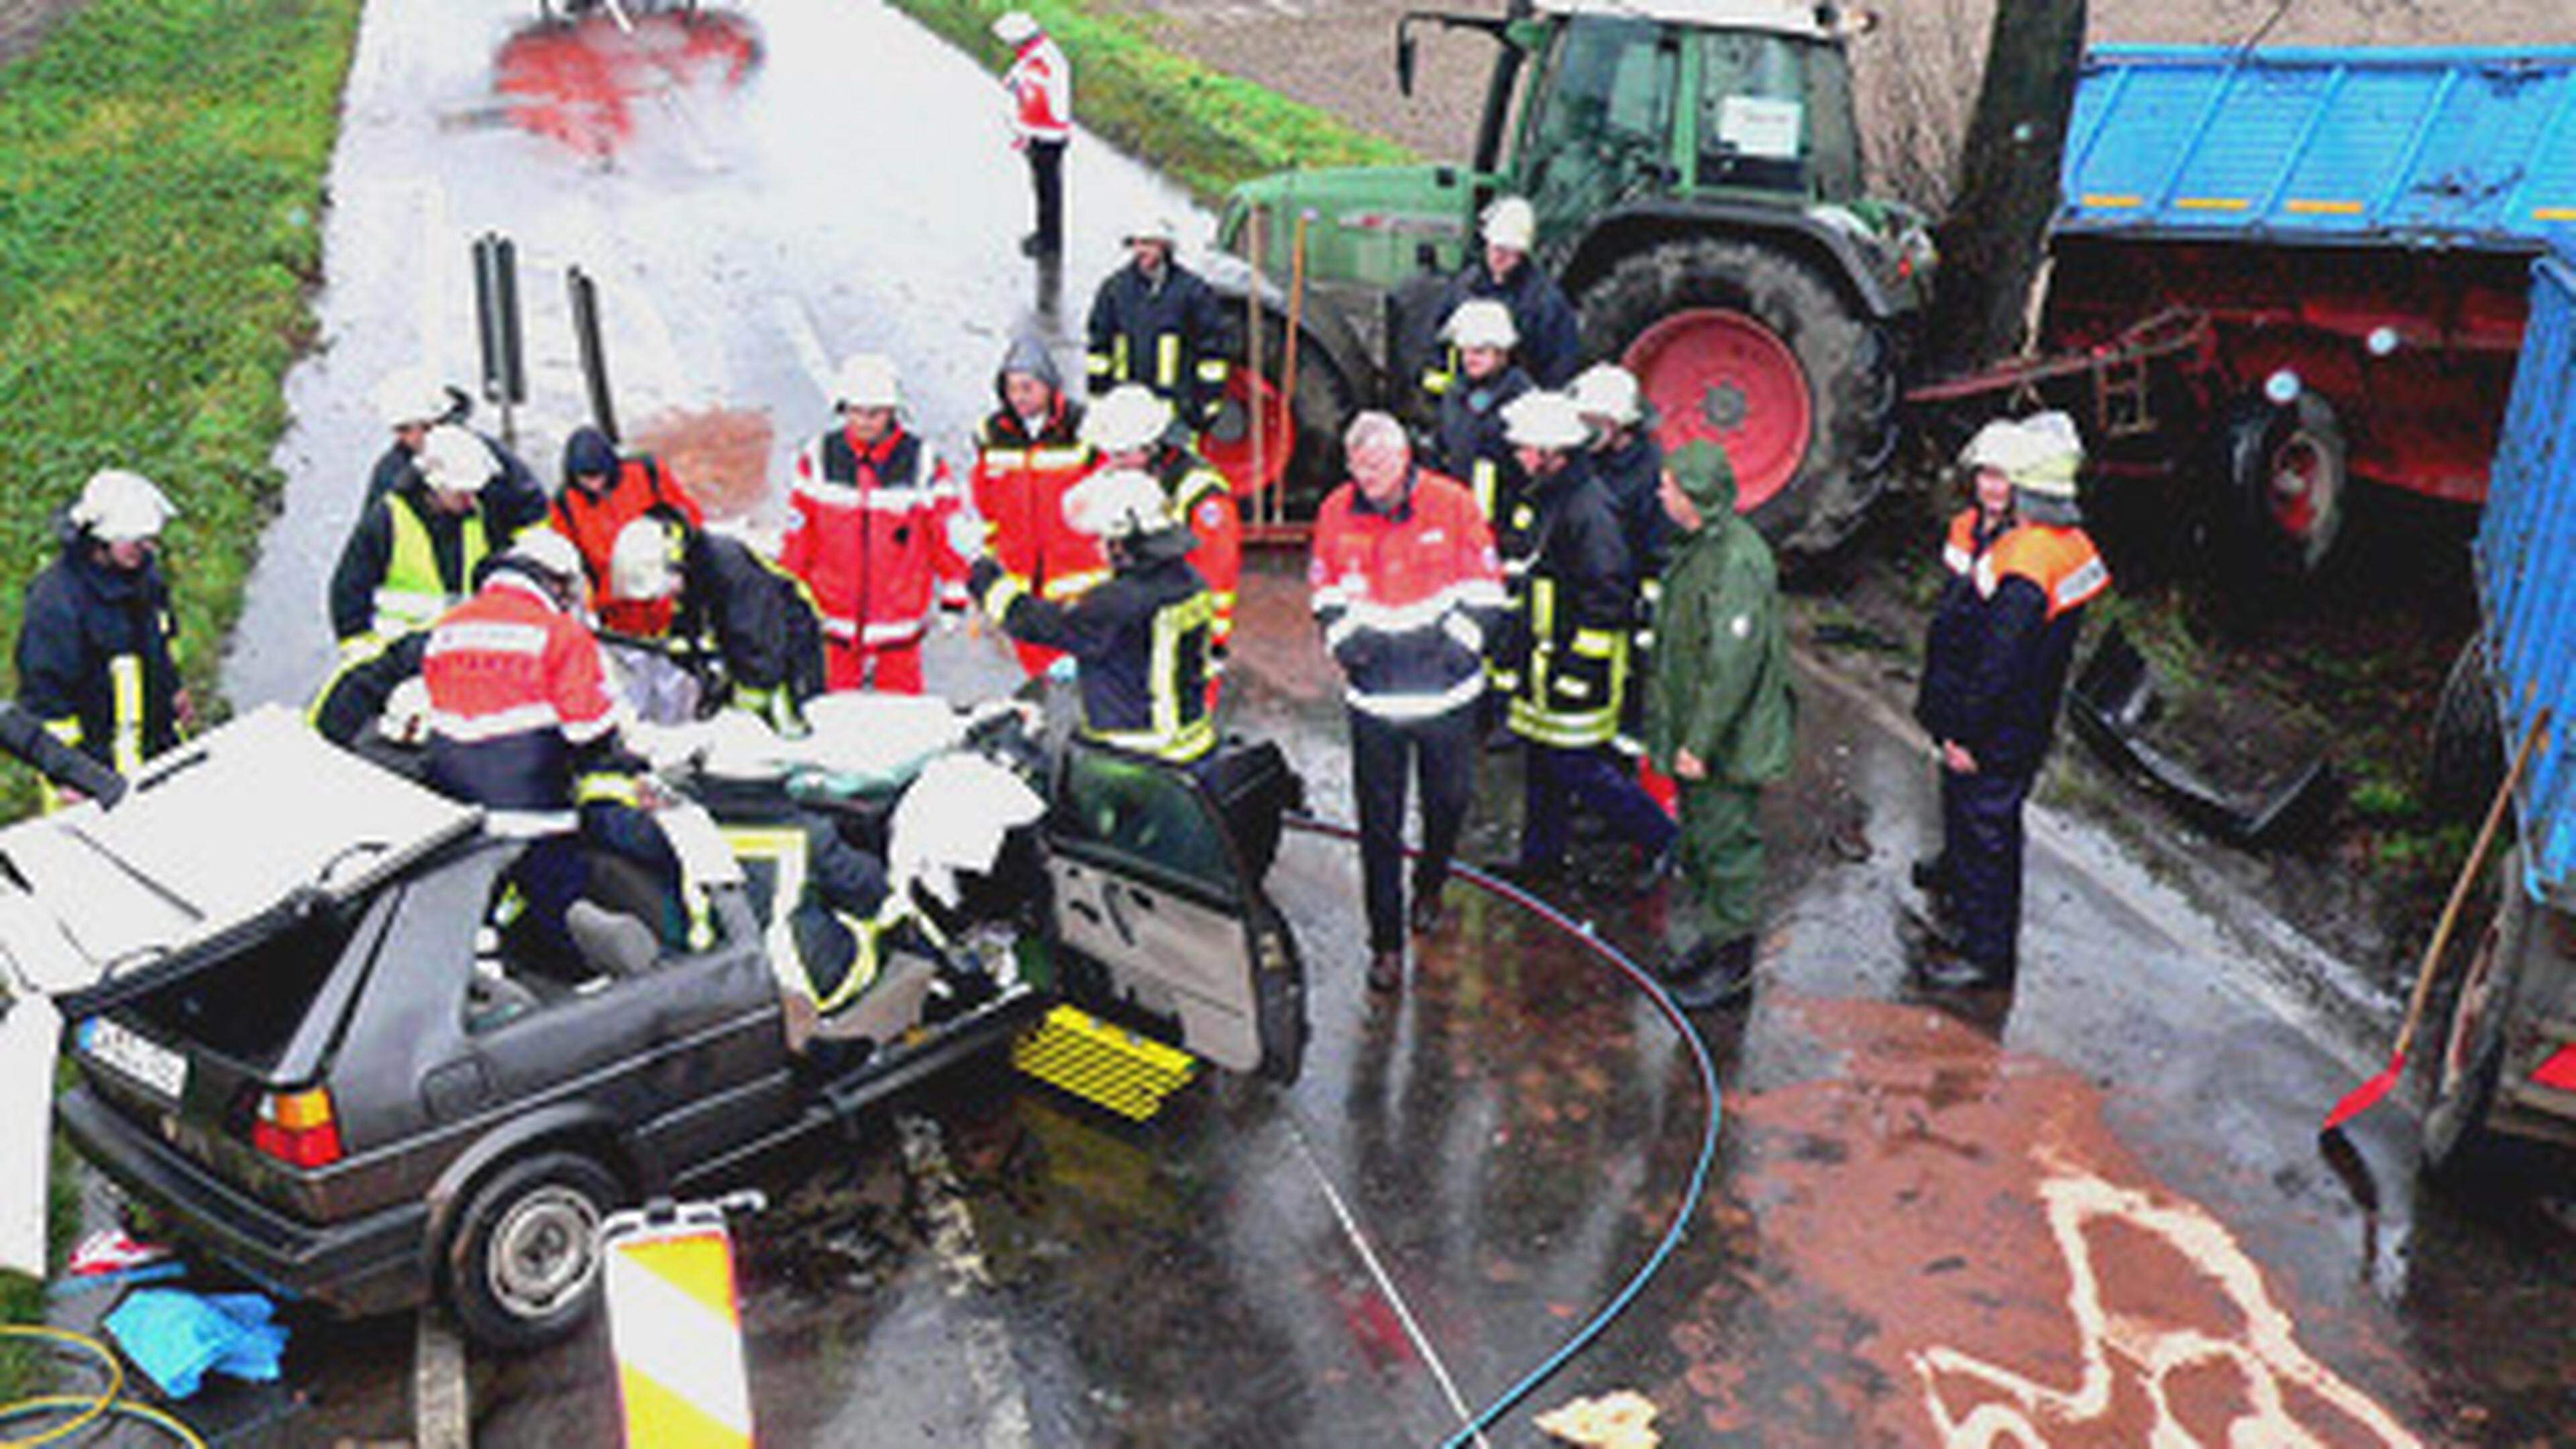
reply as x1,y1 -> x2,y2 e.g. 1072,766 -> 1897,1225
1287,1119 -> 1491,1448
897,1112 -> 1035,1448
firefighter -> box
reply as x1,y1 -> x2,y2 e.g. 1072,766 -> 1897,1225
330,424 -> 506,651
1912,411 -> 2108,989
782,353 -> 971,694
1910,417 -> 2021,908
423,529 -> 682,972
1309,411 -> 1505,992
549,423 -> 702,641
994,11 -> 1071,257
1085,217 -> 1233,434
968,468 -> 1216,763
1644,441 -> 1795,1010
1081,383 -> 1240,666
363,367 -> 547,531
608,511 -> 826,735
15,470 -> 189,808
1430,299 -> 1538,525
1573,362 -> 1669,771
1425,195 -> 1582,395
1498,391 -> 1676,879
971,335 -> 1103,678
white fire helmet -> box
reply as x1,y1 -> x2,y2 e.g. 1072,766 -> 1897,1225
504,527 -> 586,589
1124,215 -> 1179,248
1570,363 -> 1644,427
1061,468 -> 1175,540
1080,384 -> 1175,454
1482,195 -> 1537,253
610,515 -> 685,602
70,470 -> 176,543
833,353 -> 904,413
415,425 -> 495,496
1444,298 -> 1519,351
1502,390 -> 1589,451
991,11 -> 1040,44
372,367 -> 458,431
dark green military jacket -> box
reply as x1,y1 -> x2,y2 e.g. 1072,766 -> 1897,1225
1644,512 -> 1794,787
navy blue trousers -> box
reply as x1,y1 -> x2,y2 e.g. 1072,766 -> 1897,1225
1521,743 -> 1676,873
1941,765 -> 2031,969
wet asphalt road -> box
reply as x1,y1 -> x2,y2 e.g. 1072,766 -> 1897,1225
172,0 -> 2576,1444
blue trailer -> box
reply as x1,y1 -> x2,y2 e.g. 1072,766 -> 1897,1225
2424,240 -> 2576,1175
1922,46 -> 2576,586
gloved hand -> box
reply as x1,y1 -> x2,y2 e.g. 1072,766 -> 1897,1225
967,555 -> 1004,604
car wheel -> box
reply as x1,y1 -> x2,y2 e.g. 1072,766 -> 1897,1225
2423,853 -> 2527,1185
445,1150 -> 624,1350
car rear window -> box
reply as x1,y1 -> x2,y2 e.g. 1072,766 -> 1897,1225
125,910 -> 364,1071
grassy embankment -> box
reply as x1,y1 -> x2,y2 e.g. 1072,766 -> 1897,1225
884,0 -> 1417,203
0,0 -> 362,1377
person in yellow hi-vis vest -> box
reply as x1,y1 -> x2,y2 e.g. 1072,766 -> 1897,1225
15,470 -> 191,808
329,424 -> 504,653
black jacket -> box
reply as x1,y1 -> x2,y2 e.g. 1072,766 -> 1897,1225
1499,457 -> 1634,747
364,432 -> 548,532
1593,430 -> 1669,588
1432,365 -> 1534,523
16,535 -> 183,771
1913,513 -> 2012,749
329,483 -> 505,641
1085,260 -> 1234,428
975,548 -> 1216,759
676,532 -> 827,703
1434,258 -> 1583,388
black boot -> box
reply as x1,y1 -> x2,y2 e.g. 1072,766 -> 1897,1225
1660,936 -> 1755,1010
1911,938 -> 2015,991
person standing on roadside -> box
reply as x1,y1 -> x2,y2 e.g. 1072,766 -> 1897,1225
1909,417 -> 2021,914
1498,390 -> 1675,882
971,336 -> 1102,678
1430,299 -> 1536,525
994,11 -> 1072,258
17,470 -> 190,809
1310,413 -> 1505,994
1644,441 -> 1794,1010
1086,218 -> 1234,436
330,424 -> 509,651
1911,411 -> 2107,991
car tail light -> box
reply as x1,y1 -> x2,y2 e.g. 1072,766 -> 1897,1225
250,1087 -> 343,1169
2531,1044 -> 2576,1094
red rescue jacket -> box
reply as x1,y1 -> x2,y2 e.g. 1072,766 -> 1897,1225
974,400 -> 1104,676
1309,468 -> 1505,720
782,425 -> 968,651
1004,34 -> 1071,144
422,574 -> 621,812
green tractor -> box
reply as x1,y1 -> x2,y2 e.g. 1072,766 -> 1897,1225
1214,0 -> 1933,555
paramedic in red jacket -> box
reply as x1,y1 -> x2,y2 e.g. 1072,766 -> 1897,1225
549,424 -> 702,640
782,352 -> 970,694
971,335 -> 1102,678
1309,411 -> 1505,994
994,11 -> 1071,257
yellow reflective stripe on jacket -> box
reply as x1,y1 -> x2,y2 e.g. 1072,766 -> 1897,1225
1085,590 -> 1216,761
574,772 -> 641,808
1156,335 -> 1181,390
376,502 -> 488,633
1194,357 -> 1228,384
109,655 -> 145,775
1472,459 -> 1498,520
1571,627 -> 1620,659
1508,695 -> 1618,747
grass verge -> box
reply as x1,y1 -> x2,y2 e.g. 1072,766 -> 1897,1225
883,0 -> 1417,203
0,0 -> 363,775
0,0 -> 363,1379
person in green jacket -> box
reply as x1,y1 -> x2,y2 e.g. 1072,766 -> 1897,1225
1644,441 -> 1796,1009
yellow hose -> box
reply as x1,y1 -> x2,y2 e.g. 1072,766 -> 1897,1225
0,1323 -> 203,1448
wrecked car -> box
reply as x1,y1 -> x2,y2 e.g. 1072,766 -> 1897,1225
17,701 -> 1304,1348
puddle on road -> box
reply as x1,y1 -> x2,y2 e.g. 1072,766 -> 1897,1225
494,10 -> 761,157
1674,994 -> 2430,1446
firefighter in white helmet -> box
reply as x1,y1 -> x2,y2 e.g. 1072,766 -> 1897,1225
968,468 -> 1218,762
362,366 -> 547,531
608,510 -> 825,735
1424,194 -> 1582,396
16,470 -> 191,807
1085,214 -> 1234,435
331,423 -> 514,651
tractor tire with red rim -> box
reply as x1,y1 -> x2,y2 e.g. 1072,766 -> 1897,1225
1204,313 -> 1353,527
2224,390 -> 2348,582
1577,238 -> 1894,559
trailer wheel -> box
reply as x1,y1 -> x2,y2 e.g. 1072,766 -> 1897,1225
1578,239 -> 1894,561
2424,633 -> 2502,824
445,1150 -> 623,1350
2424,850 -> 2532,1184
2224,391 -> 2348,580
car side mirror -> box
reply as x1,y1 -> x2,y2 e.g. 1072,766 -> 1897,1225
1397,30 -> 1417,96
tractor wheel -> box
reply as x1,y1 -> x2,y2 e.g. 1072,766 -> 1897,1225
2223,390 -> 2349,582
2423,850 -> 2534,1185
1205,315 -> 1352,527
2424,633 -> 2502,825
1578,238 -> 1896,559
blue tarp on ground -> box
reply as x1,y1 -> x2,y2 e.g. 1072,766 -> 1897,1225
2063,46 -> 2576,249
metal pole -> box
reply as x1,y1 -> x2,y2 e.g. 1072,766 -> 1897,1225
1279,210 -> 1311,532
1246,207 -> 1266,517
569,265 -> 619,443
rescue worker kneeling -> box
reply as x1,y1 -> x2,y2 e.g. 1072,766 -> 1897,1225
608,510 -> 827,735
422,529 -> 686,977
967,468 -> 1217,764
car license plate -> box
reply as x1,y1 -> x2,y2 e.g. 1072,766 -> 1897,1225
81,1018 -> 187,1102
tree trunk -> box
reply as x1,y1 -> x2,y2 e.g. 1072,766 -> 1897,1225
1925,0 -> 2089,380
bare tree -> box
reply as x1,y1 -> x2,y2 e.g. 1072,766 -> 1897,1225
1923,0 -> 2088,378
